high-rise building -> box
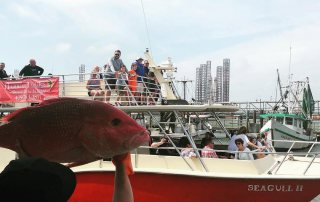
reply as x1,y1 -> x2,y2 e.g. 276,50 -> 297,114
222,59 -> 230,102
79,64 -> 85,82
214,66 -> 222,102
195,61 -> 214,104
214,59 -> 230,102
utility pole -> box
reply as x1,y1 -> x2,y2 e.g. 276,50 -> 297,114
177,77 -> 193,100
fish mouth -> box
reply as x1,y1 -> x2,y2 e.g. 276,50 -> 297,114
127,130 -> 150,150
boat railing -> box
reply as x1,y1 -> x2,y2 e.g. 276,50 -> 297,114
0,73 -> 163,107
134,141 -> 320,175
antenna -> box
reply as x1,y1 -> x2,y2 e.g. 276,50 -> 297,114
288,46 -> 292,77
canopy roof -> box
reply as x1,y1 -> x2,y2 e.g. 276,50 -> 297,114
260,113 -> 306,121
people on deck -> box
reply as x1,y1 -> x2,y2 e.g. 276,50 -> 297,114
0,62 -> 9,79
248,136 -> 265,159
261,132 -> 273,152
104,50 -> 126,101
228,126 -> 261,153
143,60 -> 150,98
201,138 -> 218,158
201,132 -> 214,148
128,63 -> 138,105
234,138 -> 254,160
135,57 -> 145,105
143,60 -> 150,79
116,65 -> 128,106
151,130 -> 177,156
147,72 -> 158,105
86,69 -> 105,101
19,59 -> 44,77
150,137 -> 170,155
180,137 -> 196,158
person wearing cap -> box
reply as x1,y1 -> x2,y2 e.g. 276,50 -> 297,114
19,59 -> 44,77
135,57 -> 145,105
0,62 -> 9,79
0,157 -> 76,202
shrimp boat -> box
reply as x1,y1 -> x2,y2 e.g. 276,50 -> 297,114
1,51 -> 320,202
260,70 -> 317,150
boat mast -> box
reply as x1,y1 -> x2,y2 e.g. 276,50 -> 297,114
287,46 -> 293,113
277,69 -> 283,99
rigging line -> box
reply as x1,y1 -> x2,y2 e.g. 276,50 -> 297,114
140,0 -> 152,56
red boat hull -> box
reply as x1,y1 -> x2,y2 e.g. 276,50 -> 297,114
69,171 -> 320,202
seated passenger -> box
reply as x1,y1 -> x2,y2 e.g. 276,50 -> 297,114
228,126 -> 261,153
234,138 -> 254,160
201,138 -> 218,158
86,69 -> 105,101
179,137 -> 196,158
261,133 -> 274,152
200,132 -> 214,148
150,137 -> 171,155
248,136 -> 265,159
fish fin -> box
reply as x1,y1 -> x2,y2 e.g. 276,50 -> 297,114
1,98 -> 80,123
112,153 -> 134,175
1,107 -> 30,123
37,97 -> 78,106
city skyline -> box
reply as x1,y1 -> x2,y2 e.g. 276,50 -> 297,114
194,59 -> 230,103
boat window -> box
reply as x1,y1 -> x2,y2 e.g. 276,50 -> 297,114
285,117 -> 293,125
298,120 -> 302,128
293,118 -> 297,127
276,117 -> 283,124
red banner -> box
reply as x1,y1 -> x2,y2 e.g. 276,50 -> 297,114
0,77 -> 59,103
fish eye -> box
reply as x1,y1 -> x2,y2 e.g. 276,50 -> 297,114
111,118 -> 121,126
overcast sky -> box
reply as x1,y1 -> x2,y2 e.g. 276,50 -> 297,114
1,0 -> 320,101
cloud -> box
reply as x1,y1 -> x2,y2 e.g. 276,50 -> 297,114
8,2 -> 41,21
86,44 -> 120,56
54,43 -> 72,53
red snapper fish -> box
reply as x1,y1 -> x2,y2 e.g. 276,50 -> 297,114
0,98 -> 149,174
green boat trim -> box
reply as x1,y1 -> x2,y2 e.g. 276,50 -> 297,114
274,128 -> 309,141
261,127 -> 311,141
260,113 -> 307,121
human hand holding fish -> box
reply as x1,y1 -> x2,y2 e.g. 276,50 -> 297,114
0,97 -> 150,202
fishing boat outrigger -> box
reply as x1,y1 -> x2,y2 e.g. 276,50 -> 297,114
260,70 -> 317,150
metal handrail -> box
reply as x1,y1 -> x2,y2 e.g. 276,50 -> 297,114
146,111 -> 195,171
136,144 -> 320,175
173,110 -> 209,172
